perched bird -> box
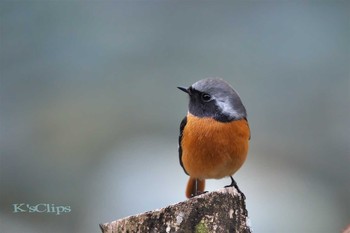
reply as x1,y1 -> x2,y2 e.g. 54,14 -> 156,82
178,78 -> 250,198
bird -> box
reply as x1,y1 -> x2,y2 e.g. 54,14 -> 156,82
178,77 -> 250,198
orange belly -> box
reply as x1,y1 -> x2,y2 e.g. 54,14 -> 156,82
181,114 -> 250,179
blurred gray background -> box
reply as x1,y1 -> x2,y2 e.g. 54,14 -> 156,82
1,1 -> 349,233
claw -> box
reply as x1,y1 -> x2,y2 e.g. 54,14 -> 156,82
225,176 -> 246,200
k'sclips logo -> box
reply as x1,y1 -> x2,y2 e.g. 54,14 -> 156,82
12,203 -> 71,215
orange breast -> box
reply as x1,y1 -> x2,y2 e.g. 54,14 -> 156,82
181,114 -> 250,179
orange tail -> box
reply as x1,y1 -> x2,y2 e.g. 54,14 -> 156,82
185,177 -> 205,198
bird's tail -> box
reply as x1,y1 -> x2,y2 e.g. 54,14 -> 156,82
186,177 -> 205,198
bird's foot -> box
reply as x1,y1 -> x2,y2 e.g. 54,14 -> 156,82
190,191 -> 208,198
225,176 -> 246,200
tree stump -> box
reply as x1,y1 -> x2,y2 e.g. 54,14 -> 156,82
99,186 -> 251,233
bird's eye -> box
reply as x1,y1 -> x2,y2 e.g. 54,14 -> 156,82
201,93 -> 211,102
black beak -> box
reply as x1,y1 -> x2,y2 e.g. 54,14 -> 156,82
177,86 -> 189,94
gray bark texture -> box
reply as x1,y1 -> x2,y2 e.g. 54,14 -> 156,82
99,186 -> 251,233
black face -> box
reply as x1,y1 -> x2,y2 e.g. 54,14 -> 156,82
187,87 -> 233,122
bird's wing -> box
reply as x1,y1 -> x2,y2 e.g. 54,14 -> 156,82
178,116 -> 189,175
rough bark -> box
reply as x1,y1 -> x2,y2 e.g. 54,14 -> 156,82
99,186 -> 251,233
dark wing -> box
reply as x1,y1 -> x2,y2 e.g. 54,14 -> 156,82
244,117 -> 251,140
178,116 -> 189,175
